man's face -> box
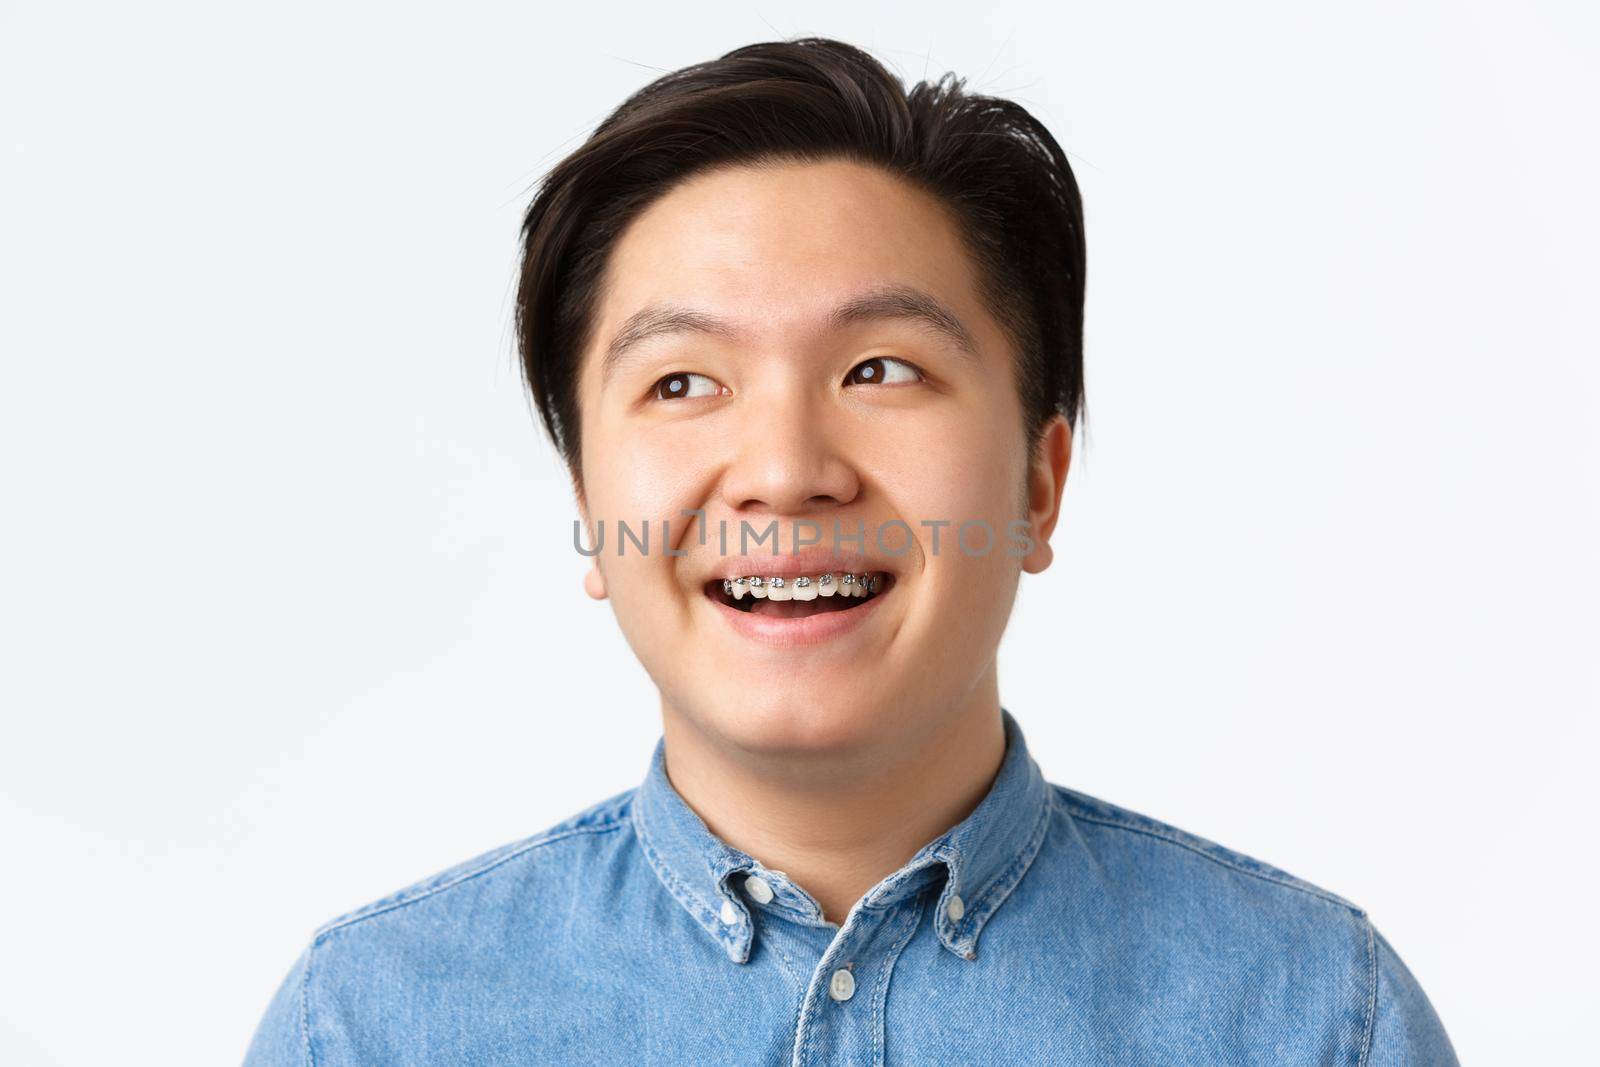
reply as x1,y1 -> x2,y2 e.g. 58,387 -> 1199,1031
574,158 -> 1066,758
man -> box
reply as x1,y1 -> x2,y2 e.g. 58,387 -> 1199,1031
245,37 -> 1457,1065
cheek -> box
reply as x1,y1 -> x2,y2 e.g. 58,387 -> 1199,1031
585,421 -> 707,531
870,410 -> 1024,531
866,409 -> 1023,619
579,436 -> 704,626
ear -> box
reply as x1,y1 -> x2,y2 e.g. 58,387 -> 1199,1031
1021,414 -> 1073,575
583,561 -> 608,601
572,465 -> 607,600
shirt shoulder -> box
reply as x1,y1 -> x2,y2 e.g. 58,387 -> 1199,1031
242,787 -> 646,1066
1041,783 -> 1375,1061
309,785 -> 638,943
1041,782 -> 1457,1064
1047,781 -> 1364,914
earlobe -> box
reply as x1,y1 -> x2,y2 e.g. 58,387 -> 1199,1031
1021,415 -> 1072,575
1021,538 -> 1054,575
584,562 -> 608,601
573,472 -> 605,600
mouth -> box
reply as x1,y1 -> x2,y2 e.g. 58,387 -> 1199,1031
702,570 -> 896,620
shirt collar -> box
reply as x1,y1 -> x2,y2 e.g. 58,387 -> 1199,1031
630,707 -> 1053,965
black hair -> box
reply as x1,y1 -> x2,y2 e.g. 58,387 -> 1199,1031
515,36 -> 1085,482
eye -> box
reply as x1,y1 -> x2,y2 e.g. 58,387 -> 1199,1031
845,356 -> 923,387
651,371 -> 724,401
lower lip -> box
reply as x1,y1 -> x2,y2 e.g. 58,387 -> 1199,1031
705,586 -> 889,648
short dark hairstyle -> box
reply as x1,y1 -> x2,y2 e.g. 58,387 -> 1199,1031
515,36 -> 1086,482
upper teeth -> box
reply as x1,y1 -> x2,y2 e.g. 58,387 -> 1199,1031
725,572 -> 884,601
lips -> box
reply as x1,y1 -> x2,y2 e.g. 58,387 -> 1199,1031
694,546 -> 902,637
700,570 -> 893,648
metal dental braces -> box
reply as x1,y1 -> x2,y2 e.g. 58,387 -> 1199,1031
720,572 -> 883,597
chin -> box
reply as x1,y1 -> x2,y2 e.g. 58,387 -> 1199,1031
696,682 -> 890,757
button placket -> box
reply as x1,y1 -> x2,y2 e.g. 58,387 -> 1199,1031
790,891 -> 927,1066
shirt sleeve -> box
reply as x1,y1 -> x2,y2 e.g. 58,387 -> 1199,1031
1363,921 -> 1459,1066
241,942 -> 314,1067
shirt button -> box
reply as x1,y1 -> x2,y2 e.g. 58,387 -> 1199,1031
946,894 -> 965,922
745,876 -> 774,904
720,899 -> 739,925
828,967 -> 856,1002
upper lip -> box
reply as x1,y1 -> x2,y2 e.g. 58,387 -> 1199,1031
700,546 -> 902,586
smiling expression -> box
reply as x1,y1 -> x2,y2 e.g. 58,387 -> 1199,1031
572,157 -> 1068,755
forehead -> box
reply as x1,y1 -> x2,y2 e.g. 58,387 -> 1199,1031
588,159 -> 990,361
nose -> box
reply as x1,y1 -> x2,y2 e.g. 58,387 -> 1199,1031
718,390 -> 860,516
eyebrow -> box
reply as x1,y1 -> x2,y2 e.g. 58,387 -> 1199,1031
598,284 -> 981,385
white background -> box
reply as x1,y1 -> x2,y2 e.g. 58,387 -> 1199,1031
2,2 -> 1595,1063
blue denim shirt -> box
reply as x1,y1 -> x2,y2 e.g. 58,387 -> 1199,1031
244,709 -> 1457,1064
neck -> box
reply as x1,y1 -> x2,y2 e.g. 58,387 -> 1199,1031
657,669 -> 1007,926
